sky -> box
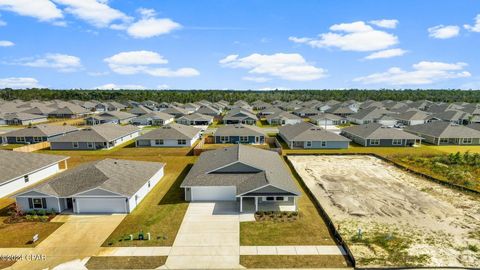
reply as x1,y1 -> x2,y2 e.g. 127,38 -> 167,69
0,0 -> 479,90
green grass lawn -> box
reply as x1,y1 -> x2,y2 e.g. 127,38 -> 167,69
0,219 -> 63,247
85,256 -> 166,269
240,255 -> 351,268
0,144 -> 23,150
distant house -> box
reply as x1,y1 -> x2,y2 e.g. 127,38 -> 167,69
257,107 -> 284,117
292,107 -> 319,118
196,105 -> 221,116
341,123 -> 422,147
265,111 -> 302,126
394,110 -> 435,126
404,121 -> 480,145
21,106 -> 55,116
176,113 -> 214,126
50,124 -> 140,150
130,112 -> 174,126
213,124 -> 265,144
85,111 -> 136,125
0,151 -> 68,197
180,145 -> 300,212
375,115 -> 398,127
136,123 -> 201,147
48,104 -> 90,118
183,103 -> 200,114
129,105 -> 153,116
431,110 -> 472,125
279,122 -> 350,149
347,108 -> 391,125
0,112 -> 48,125
309,113 -> 347,126
14,159 -> 164,214
251,100 -> 271,110
161,106 -> 189,118
2,125 -> 78,144
222,108 -> 258,125
326,104 -> 357,116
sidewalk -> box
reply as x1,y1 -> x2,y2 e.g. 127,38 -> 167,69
240,245 -> 346,256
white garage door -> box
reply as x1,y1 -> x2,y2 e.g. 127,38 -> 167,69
191,186 -> 236,201
76,197 -> 126,213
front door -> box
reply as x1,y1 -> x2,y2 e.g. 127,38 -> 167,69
66,198 -> 73,209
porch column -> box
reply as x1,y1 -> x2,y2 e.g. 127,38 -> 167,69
255,197 -> 258,212
240,197 -> 243,213
294,197 -> 297,212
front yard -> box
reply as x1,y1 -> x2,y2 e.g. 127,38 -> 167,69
0,217 -> 62,247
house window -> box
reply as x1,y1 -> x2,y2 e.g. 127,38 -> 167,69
73,142 -> 79,148
155,139 -> 164,145
306,141 -> 312,147
178,139 -> 187,145
392,139 -> 403,145
240,136 -> 248,143
321,141 -> 327,147
87,142 -> 94,149
148,181 -> 151,188
33,137 -> 42,142
220,136 -> 229,143
32,198 -> 45,209
370,139 -> 380,145
16,137 -> 25,143
24,175 -> 29,183
275,197 -> 284,201
463,138 -> 473,144
440,138 -> 449,143
266,197 -> 275,201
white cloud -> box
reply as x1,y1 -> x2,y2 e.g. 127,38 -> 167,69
0,77 -> 42,88
87,71 -> 109,76
95,83 -> 146,90
0,0 -> 63,22
52,0 -> 131,28
369,19 -> 398,29
243,76 -> 270,83
0,40 -> 14,47
127,18 -> 181,38
104,50 -> 199,77
219,53 -> 327,81
14,53 -> 82,72
428,25 -> 460,39
289,21 -> 398,52
354,61 -> 471,85
364,48 -> 407,60
464,14 -> 480,32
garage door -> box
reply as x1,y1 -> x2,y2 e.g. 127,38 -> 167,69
191,186 -> 236,201
76,197 -> 127,213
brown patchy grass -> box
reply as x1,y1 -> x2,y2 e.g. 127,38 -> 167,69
240,255 -> 351,268
85,256 -> 166,269
0,221 -> 63,247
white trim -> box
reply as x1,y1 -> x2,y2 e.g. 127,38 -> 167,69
3,158 -> 68,189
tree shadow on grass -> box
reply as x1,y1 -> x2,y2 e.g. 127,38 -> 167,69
158,164 -> 193,206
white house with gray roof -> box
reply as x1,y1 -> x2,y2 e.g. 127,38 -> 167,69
279,122 -> 350,149
341,123 -> 422,147
14,159 -> 164,214
214,124 -> 265,144
1,124 -> 78,145
181,145 -> 300,212
265,111 -> 302,126
0,151 -> 68,197
404,121 -> 480,145
130,111 -> 174,126
176,113 -> 214,126
136,123 -> 201,147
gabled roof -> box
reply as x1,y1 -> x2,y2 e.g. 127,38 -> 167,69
132,111 -> 174,121
2,125 -> 78,137
265,111 -> 302,121
196,105 -> 220,115
404,121 -> 480,138
97,111 -> 136,120
177,113 -> 214,122
309,113 -> 344,121
0,112 -> 47,121
279,122 -> 350,142
180,145 -> 300,196
223,108 -> 257,120
49,104 -> 89,115
161,106 -> 189,116
0,150 -> 68,186
432,110 -> 471,121
16,159 -> 164,198
342,123 -> 422,140
349,108 -> 390,121
214,124 -> 264,137
129,105 -> 153,115
50,124 -> 140,142
136,123 -> 201,140
394,110 -> 431,121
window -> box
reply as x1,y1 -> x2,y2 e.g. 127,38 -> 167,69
155,139 -> 164,145
16,137 -> 25,143
306,141 -> 312,147
266,197 -> 275,201
392,139 -> 402,145
178,139 -> 187,145
24,175 -> 29,183
32,198 -> 45,209
463,138 -> 473,144
33,137 -> 42,142
275,197 -> 284,201
220,136 -> 229,143
73,142 -> 79,148
370,139 -> 380,145
240,136 -> 248,143
321,141 -> 327,147
148,181 -> 151,188
440,138 -> 449,143
87,142 -> 94,149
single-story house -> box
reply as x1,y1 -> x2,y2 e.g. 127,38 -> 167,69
404,121 -> 480,145
130,111 -> 174,126
265,111 -> 303,126
257,107 -> 284,117
251,101 -> 271,110
222,108 -> 258,125
161,106 -> 189,118
14,159 -> 164,214
292,107 -> 319,118
180,145 -> 300,212
325,104 -> 356,116
48,104 -> 90,118
21,106 -> 56,116
1,125 -> 78,144
129,105 -> 153,116
50,124 -> 140,150
341,123 -> 422,147
347,108 -> 391,125
85,111 -> 136,125
374,115 -> 398,127
0,112 -> 48,125
176,113 -> 214,126
432,110 -> 472,125
136,123 -> 201,147
0,151 -> 68,197
214,124 -> 265,144
309,113 -> 347,126
279,122 -> 350,149
196,105 -> 221,116
394,110 -> 435,126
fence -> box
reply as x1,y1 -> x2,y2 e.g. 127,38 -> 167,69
12,142 -> 50,152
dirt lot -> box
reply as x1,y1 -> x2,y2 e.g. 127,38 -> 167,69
288,155 -> 480,267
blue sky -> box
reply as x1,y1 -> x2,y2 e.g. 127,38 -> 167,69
0,0 -> 479,90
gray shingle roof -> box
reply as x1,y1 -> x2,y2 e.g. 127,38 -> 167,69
214,124 -> 264,137
181,145 -> 300,196
2,125 -> 78,137
20,159 -> 164,197
342,123 -> 422,140
177,113 -> 214,122
265,111 -> 302,121
279,122 -> 350,142
137,123 -> 201,140
50,124 -> 140,142
404,121 -> 480,138
309,113 -> 344,121
0,150 -> 68,185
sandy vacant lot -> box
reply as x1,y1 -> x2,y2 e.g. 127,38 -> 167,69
288,155 -> 480,267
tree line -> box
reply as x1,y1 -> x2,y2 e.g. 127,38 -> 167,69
0,88 -> 479,103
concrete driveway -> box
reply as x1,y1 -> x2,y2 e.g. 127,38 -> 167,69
165,202 -> 241,269
10,214 -> 125,270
